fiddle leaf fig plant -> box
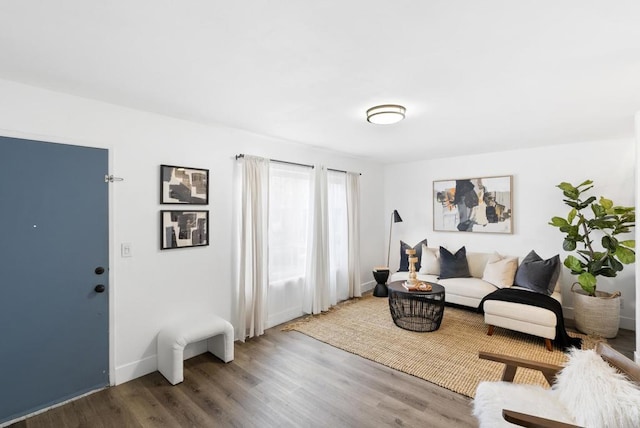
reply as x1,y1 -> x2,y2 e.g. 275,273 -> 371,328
549,180 -> 635,296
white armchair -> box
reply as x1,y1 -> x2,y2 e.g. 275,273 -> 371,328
473,343 -> 640,427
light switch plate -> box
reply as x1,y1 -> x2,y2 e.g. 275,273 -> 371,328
121,243 -> 132,258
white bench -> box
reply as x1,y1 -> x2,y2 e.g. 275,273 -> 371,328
157,314 -> 234,385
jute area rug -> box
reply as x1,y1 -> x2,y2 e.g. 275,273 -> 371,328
283,294 -> 595,398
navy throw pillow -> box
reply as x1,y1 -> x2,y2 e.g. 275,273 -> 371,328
398,239 -> 428,272
514,250 -> 561,295
438,246 -> 471,279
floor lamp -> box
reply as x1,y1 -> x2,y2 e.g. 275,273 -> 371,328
373,209 -> 403,297
387,209 -> 403,268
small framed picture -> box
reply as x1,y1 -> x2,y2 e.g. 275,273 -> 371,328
160,164 -> 208,204
161,210 -> 209,250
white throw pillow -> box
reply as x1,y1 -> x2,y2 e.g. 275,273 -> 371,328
553,348 -> 640,428
419,244 -> 440,275
482,252 -> 517,288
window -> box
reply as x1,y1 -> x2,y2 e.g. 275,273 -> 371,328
268,163 -> 311,284
267,163 -> 350,326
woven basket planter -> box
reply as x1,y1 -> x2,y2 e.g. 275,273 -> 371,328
572,283 -> 621,338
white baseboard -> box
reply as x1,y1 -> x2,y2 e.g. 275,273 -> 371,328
114,340 -> 213,385
114,354 -> 157,385
361,280 -> 375,292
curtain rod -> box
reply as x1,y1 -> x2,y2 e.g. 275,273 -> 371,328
235,154 -> 361,175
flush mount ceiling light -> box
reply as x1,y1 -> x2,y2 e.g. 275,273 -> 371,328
366,104 -> 406,125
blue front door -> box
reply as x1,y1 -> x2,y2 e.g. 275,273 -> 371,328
0,136 -> 109,424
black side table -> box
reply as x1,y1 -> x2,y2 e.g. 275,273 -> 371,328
388,281 -> 445,332
372,269 -> 390,297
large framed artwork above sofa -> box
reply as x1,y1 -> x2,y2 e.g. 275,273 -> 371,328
433,175 -> 513,234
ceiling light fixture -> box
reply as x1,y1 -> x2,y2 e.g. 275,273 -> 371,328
366,104 -> 406,125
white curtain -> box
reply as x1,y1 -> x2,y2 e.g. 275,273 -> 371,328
328,171 -> 349,302
303,165 -> 331,314
346,172 -> 362,298
238,155 -> 270,340
267,163 -> 311,327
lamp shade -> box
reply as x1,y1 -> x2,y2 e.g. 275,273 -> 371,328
393,209 -> 403,223
366,104 -> 406,125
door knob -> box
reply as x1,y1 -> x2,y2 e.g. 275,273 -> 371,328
94,284 -> 106,293
95,266 -> 105,275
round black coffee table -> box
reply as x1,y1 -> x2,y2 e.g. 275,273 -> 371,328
387,281 -> 445,332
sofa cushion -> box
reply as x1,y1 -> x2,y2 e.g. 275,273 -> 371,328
398,239 -> 428,272
465,252 -> 494,278
439,246 -> 471,279
482,253 -> 518,288
438,277 -> 497,300
418,245 -> 440,275
483,298 -> 558,327
514,250 -> 560,295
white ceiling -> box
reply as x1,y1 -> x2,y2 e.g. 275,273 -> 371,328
1,1 -> 639,163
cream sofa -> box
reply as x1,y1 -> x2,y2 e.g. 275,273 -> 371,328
389,248 -> 562,349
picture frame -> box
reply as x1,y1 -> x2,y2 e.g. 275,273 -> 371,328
161,210 -> 209,250
433,175 -> 513,234
160,164 -> 209,204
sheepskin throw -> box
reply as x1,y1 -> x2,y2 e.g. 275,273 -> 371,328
554,348 -> 640,427
473,348 -> 640,428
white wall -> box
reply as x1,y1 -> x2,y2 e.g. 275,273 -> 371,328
0,79 -> 385,384
384,139 -> 637,331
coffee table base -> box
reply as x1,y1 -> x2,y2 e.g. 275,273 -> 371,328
388,281 -> 445,332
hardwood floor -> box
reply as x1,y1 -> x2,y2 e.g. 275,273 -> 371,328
10,326 -> 477,428
9,323 -> 636,428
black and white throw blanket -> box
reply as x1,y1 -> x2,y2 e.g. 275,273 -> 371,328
479,288 -> 582,351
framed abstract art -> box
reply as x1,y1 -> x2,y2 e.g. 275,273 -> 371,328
161,210 -> 209,249
433,175 -> 513,234
160,164 -> 209,204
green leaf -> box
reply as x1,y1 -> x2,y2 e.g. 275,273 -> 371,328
599,197 -> 613,210
562,239 -> 577,251
591,203 -> 605,218
620,240 -> 635,249
601,235 -> 618,251
596,268 -> 617,277
578,272 -> 597,295
577,196 -> 597,210
558,183 -> 579,199
564,255 -> 584,273
591,255 -> 607,271
557,182 -> 576,192
616,246 -> 636,264
609,257 -> 624,272
576,179 -> 593,188
567,208 -> 576,224
550,217 -> 569,227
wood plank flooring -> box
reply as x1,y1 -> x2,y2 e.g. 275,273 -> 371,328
10,326 -> 478,428
9,322 -> 636,428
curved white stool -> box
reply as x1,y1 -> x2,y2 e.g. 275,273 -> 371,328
157,314 -> 234,385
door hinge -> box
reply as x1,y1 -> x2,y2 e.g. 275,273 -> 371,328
104,175 -> 124,183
